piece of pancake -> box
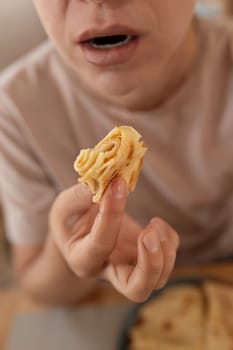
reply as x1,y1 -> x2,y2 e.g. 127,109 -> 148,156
129,285 -> 204,350
203,281 -> 233,349
74,126 -> 147,203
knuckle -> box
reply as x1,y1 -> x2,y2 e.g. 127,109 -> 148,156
138,258 -> 162,277
110,211 -> 123,220
165,249 -> 177,264
99,207 -> 123,221
150,256 -> 164,275
67,243 -> 104,279
167,228 -> 180,249
157,262 -> 176,288
151,265 -> 163,277
76,255 -> 103,278
67,252 -> 79,272
156,279 -> 167,290
75,268 -> 89,279
68,255 -> 95,278
162,258 -> 176,275
154,218 -> 180,250
127,288 -> 151,303
125,273 -> 155,303
67,252 -> 83,276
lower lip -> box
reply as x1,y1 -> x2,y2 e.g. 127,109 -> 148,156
79,38 -> 140,67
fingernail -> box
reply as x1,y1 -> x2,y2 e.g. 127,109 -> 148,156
111,178 -> 127,198
157,229 -> 167,242
143,230 -> 159,252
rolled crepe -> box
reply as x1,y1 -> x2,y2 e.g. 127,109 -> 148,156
74,125 -> 147,203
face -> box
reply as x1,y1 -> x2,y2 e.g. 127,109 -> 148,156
33,0 -> 196,109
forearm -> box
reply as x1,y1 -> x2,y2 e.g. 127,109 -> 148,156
15,236 -> 97,306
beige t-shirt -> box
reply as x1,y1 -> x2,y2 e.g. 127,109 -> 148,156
1,18 -> 233,265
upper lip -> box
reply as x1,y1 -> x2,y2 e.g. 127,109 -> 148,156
78,24 -> 141,43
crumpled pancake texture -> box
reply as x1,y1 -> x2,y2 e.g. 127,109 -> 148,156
129,281 -> 233,350
74,126 -> 147,203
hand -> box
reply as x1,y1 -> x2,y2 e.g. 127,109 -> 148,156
49,178 -> 179,302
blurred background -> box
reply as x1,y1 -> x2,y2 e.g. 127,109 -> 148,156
0,0 -> 232,286
0,0 -> 46,72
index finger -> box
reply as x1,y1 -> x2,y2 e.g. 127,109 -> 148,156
67,177 -> 128,277
91,177 -> 128,246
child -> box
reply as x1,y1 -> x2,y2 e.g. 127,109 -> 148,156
0,0 -> 232,305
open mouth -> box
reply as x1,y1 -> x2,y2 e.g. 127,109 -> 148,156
84,34 -> 137,49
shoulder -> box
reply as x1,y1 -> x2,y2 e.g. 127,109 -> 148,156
0,41 -> 55,92
196,17 -> 233,151
198,16 -> 233,60
0,41 -> 66,119
0,40 -> 73,138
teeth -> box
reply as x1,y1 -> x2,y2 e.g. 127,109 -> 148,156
89,35 -> 133,49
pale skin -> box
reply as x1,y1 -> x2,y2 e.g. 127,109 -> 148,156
14,0 -> 198,305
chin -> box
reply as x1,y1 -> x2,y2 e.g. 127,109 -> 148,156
91,72 -> 147,109
96,71 -> 138,96
96,85 -> 147,111
97,85 -> 140,110
78,66 -> 152,110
